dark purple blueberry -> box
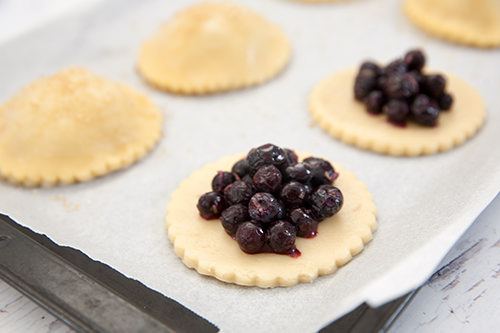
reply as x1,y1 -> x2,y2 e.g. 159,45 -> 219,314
283,148 -> 298,166
220,204 -> 250,236
384,58 -> 407,75
360,61 -> 382,75
309,185 -> 343,220
241,174 -> 254,187
363,90 -> 385,114
211,171 -> 235,193
248,193 -> 280,223
303,157 -> 338,186
423,74 -> 446,99
280,181 -> 309,208
231,159 -> 249,178
384,99 -> 410,126
289,208 -> 318,238
386,73 -> 419,99
438,93 -> 453,111
267,221 -> 296,254
197,191 -> 226,220
253,165 -> 282,193
276,200 -> 288,220
246,143 -> 287,175
407,70 -> 424,86
411,94 -> 439,127
236,221 -> 265,254
377,75 -> 388,91
354,73 -> 378,101
284,162 -> 312,183
404,49 -> 425,71
224,180 -> 254,205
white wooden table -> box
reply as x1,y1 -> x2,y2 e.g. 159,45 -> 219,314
0,1 -> 499,331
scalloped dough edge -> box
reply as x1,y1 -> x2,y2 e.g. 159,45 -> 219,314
165,153 -> 377,288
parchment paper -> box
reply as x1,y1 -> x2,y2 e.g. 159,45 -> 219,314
0,0 -> 499,331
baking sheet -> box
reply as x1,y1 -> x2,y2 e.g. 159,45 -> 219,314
0,0 -> 499,331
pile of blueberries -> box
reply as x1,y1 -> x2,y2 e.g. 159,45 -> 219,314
354,49 -> 453,127
197,143 -> 343,256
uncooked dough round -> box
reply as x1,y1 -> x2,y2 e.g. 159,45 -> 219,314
165,153 -> 377,288
404,0 -> 500,48
309,68 -> 486,156
137,2 -> 291,94
0,67 -> 163,186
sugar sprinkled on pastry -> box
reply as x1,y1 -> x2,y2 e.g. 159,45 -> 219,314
166,144 -> 377,288
404,0 -> 500,48
0,67 -> 163,186
137,2 -> 291,94
309,50 -> 486,156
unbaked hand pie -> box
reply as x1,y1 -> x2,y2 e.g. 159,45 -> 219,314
166,144 -> 377,288
404,0 -> 500,48
137,2 -> 291,94
309,50 -> 486,156
0,67 -> 163,186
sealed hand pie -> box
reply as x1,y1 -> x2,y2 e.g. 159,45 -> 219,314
137,2 -> 291,94
404,0 -> 500,48
309,50 -> 486,156
166,144 -> 377,288
0,67 -> 163,186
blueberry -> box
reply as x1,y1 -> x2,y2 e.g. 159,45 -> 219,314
289,208 -> 318,238
253,165 -> 282,193
363,90 -> 385,114
377,75 -> 388,91
309,185 -> 343,220
354,73 -> 378,101
284,162 -> 312,183
197,192 -> 226,220
283,148 -> 298,166
248,192 -> 280,223
224,180 -> 254,205
438,93 -> 453,111
236,221 -> 265,254
280,181 -> 309,208
220,204 -> 249,236
423,74 -> 446,99
231,159 -> 249,178
386,73 -> 419,99
211,171 -> 235,193
267,221 -> 296,254
246,143 -> 287,175
303,157 -> 338,186
276,200 -> 288,220
411,94 -> 439,127
404,49 -> 425,71
384,58 -> 407,75
384,99 -> 410,126
360,61 -> 382,75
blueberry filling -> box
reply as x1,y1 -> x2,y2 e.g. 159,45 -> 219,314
196,144 -> 344,257
354,49 -> 453,127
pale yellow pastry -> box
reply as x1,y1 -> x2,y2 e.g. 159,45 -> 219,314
309,68 -> 486,156
165,153 -> 377,288
0,67 -> 163,186
137,2 -> 291,94
404,0 -> 500,48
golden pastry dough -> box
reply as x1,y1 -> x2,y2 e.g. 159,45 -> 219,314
165,153 -> 377,288
137,2 -> 291,94
0,67 -> 163,186
309,68 -> 486,156
404,0 -> 500,48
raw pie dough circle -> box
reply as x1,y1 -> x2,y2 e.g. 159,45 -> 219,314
309,68 -> 486,156
137,2 -> 291,94
404,0 -> 500,48
165,153 -> 377,288
0,67 -> 163,186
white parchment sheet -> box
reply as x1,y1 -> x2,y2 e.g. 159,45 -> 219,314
0,0 -> 499,331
